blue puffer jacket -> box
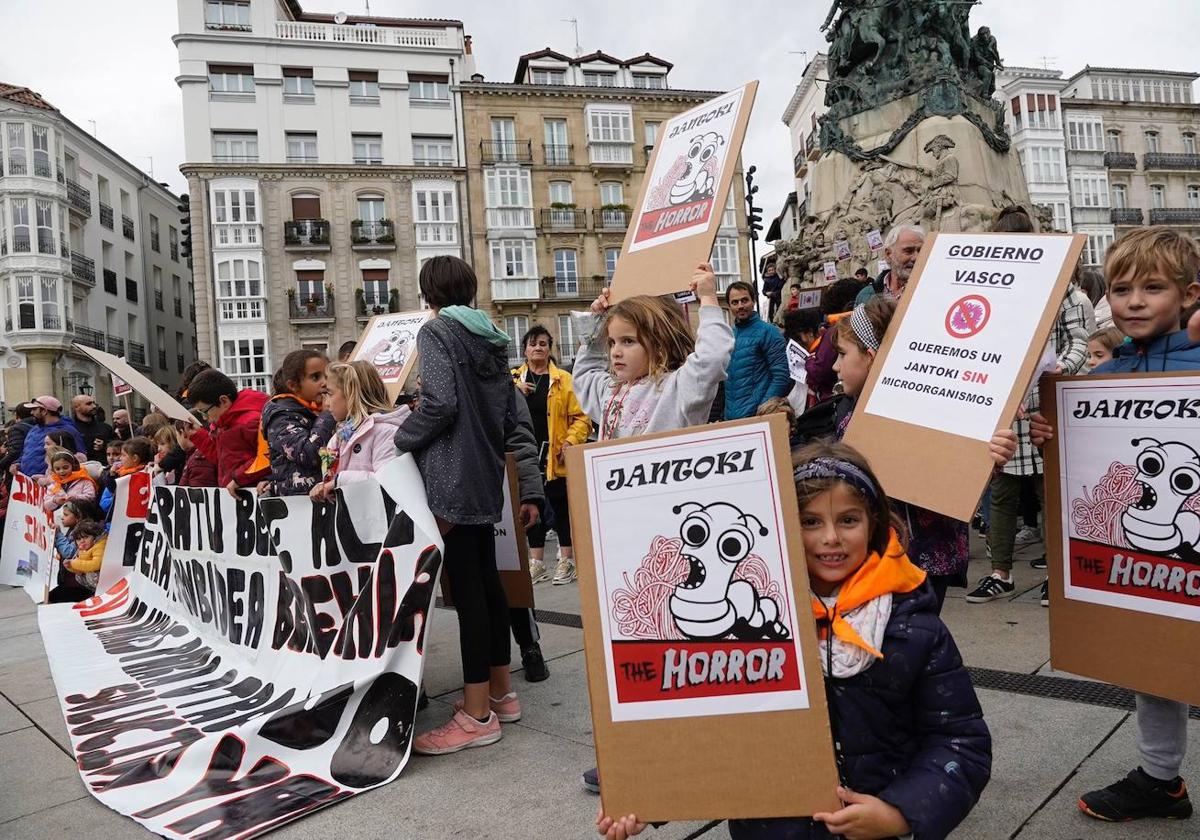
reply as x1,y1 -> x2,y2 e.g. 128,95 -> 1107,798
1093,330 -> 1200,374
729,584 -> 991,840
724,313 -> 792,420
19,417 -> 84,476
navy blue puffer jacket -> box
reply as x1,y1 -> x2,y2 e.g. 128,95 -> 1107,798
723,312 -> 792,420
730,583 -> 991,840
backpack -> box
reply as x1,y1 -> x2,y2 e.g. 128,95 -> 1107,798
792,393 -> 853,445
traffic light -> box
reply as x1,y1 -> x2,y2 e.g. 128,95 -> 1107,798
178,194 -> 192,263
744,167 -> 763,242
747,207 -> 763,242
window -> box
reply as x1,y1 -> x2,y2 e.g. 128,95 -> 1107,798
632,73 -> 665,89
491,117 -> 516,144
1111,183 -> 1128,208
1051,201 -> 1070,233
1145,131 -> 1160,153
6,123 -> 26,175
282,68 -> 314,98
205,0 -> 250,29
583,71 -> 616,87
1027,146 -> 1064,182
485,167 -> 532,207
10,198 -> 28,252
215,259 -> 264,320
290,192 -> 320,220
605,247 -> 620,281
1150,184 -> 1166,209
285,132 -> 318,163
212,131 -> 258,162
501,315 -> 528,364
296,269 -> 326,305
1189,185 -> 1200,209
1105,129 -> 1122,153
1083,232 -> 1114,267
349,71 -> 380,103
554,249 -> 578,293
558,314 -> 580,363
169,226 -> 179,260
410,74 -> 449,101
31,124 -> 50,178
352,133 -> 383,165
208,64 -> 254,95
587,106 -> 633,164
710,237 -> 739,288
212,188 -> 258,223
490,239 -> 537,278
362,268 -> 390,309
149,215 -> 160,252
153,267 -> 163,309
644,121 -> 660,148
1067,119 -> 1103,151
531,68 -> 566,85
16,275 -> 34,329
40,276 -> 61,329
172,275 -> 182,314
35,199 -> 54,254
544,119 -> 569,164
1071,173 -> 1110,208
221,338 -> 269,391
414,187 -> 457,244
412,135 -> 454,166
722,191 -> 737,228
1185,133 -> 1198,155
600,182 -> 624,206
548,180 -> 573,205
355,195 -> 384,223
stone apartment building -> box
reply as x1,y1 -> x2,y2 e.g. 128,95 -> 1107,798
460,49 -> 752,367
175,0 -> 473,390
0,84 -> 196,415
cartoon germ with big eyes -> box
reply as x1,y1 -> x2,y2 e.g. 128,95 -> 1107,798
1121,437 -> 1200,563
667,501 -> 790,640
373,329 -> 414,367
668,132 -> 724,206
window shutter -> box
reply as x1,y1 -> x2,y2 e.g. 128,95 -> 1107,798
409,73 -> 448,84
296,270 -> 324,282
1047,94 -> 1057,111
209,63 -> 252,75
1027,93 -> 1036,112
283,67 -> 313,78
291,195 -> 321,220
362,269 -> 389,282
1011,96 -> 1020,115
349,70 -> 377,82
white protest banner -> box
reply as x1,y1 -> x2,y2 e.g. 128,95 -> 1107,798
866,229 -> 884,252
0,474 -> 56,602
37,457 -> 443,838
350,309 -> 433,398
845,231 -> 1084,521
1044,373 -> 1200,706
785,340 -> 810,386
834,239 -> 851,261
95,471 -> 153,594
74,343 -> 195,424
798,289 -> 821,309
112,359 -> 133,398
822,261 -> 837,281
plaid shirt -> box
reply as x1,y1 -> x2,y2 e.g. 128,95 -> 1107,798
1002,286 -> 1094,476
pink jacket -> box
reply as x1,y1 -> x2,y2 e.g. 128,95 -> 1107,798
332,406 -> 411,485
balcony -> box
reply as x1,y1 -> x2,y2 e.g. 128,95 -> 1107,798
66,179 -> 91,216
350,219 -> 396,248
122,215 -> 135,240
540,208 -> 588,231
480,140 -> 533,164
485,207 -> 535,229
793,149 -> 807,178
289,293 -> 336,322
129,341 -> 147,368
542,274 -> 604,301
274,20 -> 450,48
415,221 -> 457,245
544,144 -> 573,166
1104,151 -> 1137,169
588,142 -> 634,167
357,289 -> 401,318
1149,208 -> 1200,225
1144,152 -> 1200,171
98,203 -> 113,229
1072,206 -> 1111,226
284,219 -> 331,249
596,208 -> 630,231
154,289 -> 164,310
1111,208 -> 1144,225
806,131 -> 819,160
158,350 -> 168,369
103,268 -> 117,294
212,222 -> 261,248
490,278 -> 540,301
106,336 -> 125,356
36,230 -> 55,255
71,252 -> 95,286
11,234 -> 30,253
72,326 -> 105,351
125,277 -> 138,302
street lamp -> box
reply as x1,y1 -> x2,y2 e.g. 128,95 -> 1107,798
744,166 -> 764,301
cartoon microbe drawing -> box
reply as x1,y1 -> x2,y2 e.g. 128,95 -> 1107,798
1121,437 -> 1200,562
668,132 -> 724,206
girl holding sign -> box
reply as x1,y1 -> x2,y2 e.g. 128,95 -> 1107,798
598,441 -> 992,840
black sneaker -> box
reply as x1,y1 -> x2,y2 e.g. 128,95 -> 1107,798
1039,579 -> 1049,607
1079,768 -> 1193,821
521,643 -> 550,682
965,574 -> 1015,603
418,690 -> 429,711
1031,555 -> 1047,570
581,766 -> 600,794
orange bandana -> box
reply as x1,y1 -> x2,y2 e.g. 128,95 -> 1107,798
249,394 -> 323,474
810,530 -> 926,658
116,464 -> 143,477
51,467 -> 97,496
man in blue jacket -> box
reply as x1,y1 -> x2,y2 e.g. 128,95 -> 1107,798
18,395 -> 84,476
723,281 -> 792,420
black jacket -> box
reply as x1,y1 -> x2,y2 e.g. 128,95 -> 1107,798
72,414 -> 114,463
0,418 -> 34,472
260,397 -> 335,496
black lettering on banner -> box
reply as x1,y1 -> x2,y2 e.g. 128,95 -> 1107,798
259,683 -> 355,750
329,672 -> 418,788
310,498 -> 342,569
172,486 -> 192,549
234,490 -> 257,557
300,574 -> 338,658
120,522 -> 144,572
90,731 -> 204,792
154,486 -> 174,545
372,545 -> 441,658
165,773 -> 348,840
71,703 -> 187,754
334,487 -> 383,563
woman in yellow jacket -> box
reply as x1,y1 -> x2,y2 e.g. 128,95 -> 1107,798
512,325 -> 592,586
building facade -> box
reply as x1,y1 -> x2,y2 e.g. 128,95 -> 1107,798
1062,66 -> 1200,267
782,53 -> 828,216
995,66 -> 1072,234
461,49 -> 751,367
0,84 -> 196,416
175,0 -> 472,389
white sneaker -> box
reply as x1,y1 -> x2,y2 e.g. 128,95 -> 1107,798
552,557 -> 576,585
1014,526 -> 1041,546
529,558 -> 550,584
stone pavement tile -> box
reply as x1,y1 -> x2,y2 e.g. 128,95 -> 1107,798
0,727 -> 87,824
0,609 -> 40,639
941,591 -> 1050,674
0,794 -> 158,840
0,694 -> 31,736
21,695 -> 71,755
269,715 -> 712,840
0,650 -> 59,705
0,586 -> 34,620
530,575 -> 584,615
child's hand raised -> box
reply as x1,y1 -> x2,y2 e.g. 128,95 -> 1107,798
596,804 -> 646,839
814,786 -> 910,840
691,262 -> 718,305
591,287 -> 613,316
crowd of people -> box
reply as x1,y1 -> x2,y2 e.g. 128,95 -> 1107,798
2,212 -> 1199,838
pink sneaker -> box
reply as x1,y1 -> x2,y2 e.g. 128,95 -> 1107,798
454,691 -> 522,723
413,709 -> 501,755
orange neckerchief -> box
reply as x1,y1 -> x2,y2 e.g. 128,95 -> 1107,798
116,464 -> 143,478
811,530 -> 926,658
51,467 -> 97,495
249,394 -> 323,474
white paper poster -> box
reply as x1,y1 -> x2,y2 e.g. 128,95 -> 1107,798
352,310 -> 433,386
866,229 -> 884,252
1056,375 -> 1200,622
823,261 -> 837,281
864,233 -> 1077,442
799,289 -> 821,309
582,422 -> 809,722
786,340 -> 810,385
834,239 -> 852,261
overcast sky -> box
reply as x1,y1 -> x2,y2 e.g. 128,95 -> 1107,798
2,0 -> 1198,239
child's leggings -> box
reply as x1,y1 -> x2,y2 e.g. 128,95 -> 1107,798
443,523 -> 511,684
1137,693 -> 1189,781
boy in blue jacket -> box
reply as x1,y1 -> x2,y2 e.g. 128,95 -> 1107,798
1032,226 -> 1200,823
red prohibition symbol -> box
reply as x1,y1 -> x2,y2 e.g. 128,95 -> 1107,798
945,295 -> 991,339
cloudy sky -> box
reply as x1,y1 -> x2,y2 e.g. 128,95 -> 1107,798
2,0 -> 1198,237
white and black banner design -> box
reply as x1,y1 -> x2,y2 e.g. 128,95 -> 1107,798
38,457 -> 442,839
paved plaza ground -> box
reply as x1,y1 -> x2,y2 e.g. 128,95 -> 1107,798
1,533 -> 1197,839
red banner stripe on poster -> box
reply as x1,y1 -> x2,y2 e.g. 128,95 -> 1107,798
611,640 -> 802,703
1068,539 -> 1200,606
632,198 -> 715,245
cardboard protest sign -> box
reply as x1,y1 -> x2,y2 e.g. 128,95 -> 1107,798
834,239 -> 851,261
786,339 -> 810,385
822,261 -> 837,281
867,229 -> 884,253
74,343 -> 195,424
610,81 -> 757,302
798,289 -> 821,309
37,458 -> 442,839
0,474 -> 57,602
844,231 -> 1085,521
350,309 -> 433,399
567,415 -> 838,820
1042,372 -> 1200,706
111,359 -> 133,397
